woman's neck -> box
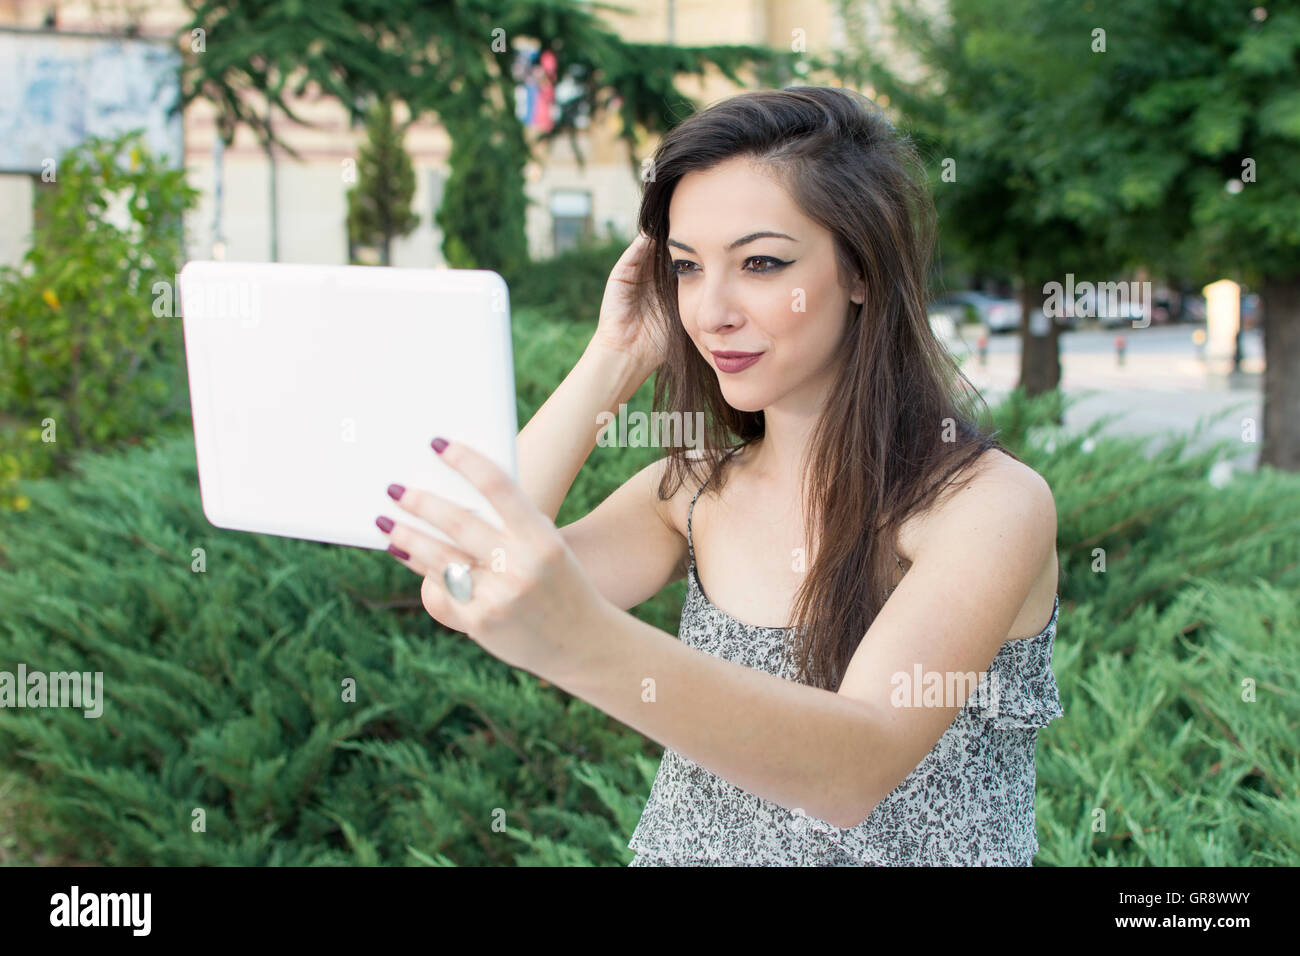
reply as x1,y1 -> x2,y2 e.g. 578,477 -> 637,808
739,414 -> 815,499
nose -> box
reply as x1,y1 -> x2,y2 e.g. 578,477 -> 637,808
688,271 -> 747,336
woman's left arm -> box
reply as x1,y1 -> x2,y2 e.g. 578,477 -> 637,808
378,439 -> 1056,830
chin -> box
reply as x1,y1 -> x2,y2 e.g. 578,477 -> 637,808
717,383 -> 769,414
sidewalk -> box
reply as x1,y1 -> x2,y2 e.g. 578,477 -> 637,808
959,349 -> 1263,473
958,340 -> 1263,393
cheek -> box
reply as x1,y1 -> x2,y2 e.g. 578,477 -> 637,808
677,288 -> 708,342
762,289 -> 828,344
779,286 -> 850,358
675,286 -> 692,327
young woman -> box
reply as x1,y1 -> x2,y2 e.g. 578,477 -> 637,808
376,86 -> 1063,866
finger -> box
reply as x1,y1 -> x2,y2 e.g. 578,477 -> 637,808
375,514 -> 478,579
429,437 -> 545,538
386,484 -> 500,565
609,233 -> 654,282
618,232 -> 653,268
420,571 -> 493,636
421,559 -> 507,632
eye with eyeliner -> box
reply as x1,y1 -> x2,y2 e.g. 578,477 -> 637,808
672,255 -> 793,276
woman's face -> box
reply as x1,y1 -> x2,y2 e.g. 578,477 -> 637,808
668,156 -> 863,414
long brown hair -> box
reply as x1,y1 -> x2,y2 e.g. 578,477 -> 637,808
629,85 -> 1022,692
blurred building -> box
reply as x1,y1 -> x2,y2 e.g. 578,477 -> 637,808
0,0 -> 898,271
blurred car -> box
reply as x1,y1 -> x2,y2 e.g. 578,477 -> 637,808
927,310 -> 972,358
1151,290 -> 1176,324
929,291 -> 1023,333
1181,293 -> 1207,323
1098,300 -> 1147,329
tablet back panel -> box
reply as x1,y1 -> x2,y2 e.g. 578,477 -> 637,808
179,261 -> 518,551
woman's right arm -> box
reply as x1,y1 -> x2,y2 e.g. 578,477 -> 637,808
515,344 -> 648,523
514,234 -> 687,611
517,232 -> 661,521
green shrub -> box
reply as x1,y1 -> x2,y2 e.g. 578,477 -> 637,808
504,234 -> 629,324
0,130 -> 198,512
988,389 -> 1300,863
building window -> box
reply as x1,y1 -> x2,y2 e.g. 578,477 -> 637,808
550,189 -> 591,253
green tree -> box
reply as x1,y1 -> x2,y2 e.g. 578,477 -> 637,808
346,96 -> 420,266
178,0 -> 803,277
436,112 -> 531,276
1016,0 -> 1300,471
846,0 -> 1300,468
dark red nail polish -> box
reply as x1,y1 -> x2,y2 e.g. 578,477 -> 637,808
375,515 -> 394,533
387,544 -> 410,561
387,483 -> 405,501
431,437 -> 448,454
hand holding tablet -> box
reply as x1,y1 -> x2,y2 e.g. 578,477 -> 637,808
374,435 -> 613,675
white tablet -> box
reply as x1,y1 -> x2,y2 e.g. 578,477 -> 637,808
178,260 -> 518,552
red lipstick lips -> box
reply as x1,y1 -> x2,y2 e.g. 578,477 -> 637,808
711,350 -> 763,373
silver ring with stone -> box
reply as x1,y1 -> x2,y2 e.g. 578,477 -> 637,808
443,561 -> 474,602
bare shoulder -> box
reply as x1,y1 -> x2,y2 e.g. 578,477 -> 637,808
899,449 -> 1053,543
978,449 -> 1055,519
961,448 -> 1054,512
641,449 -> 706,542
888,449 -> 1059,641
621,454 -> 677,529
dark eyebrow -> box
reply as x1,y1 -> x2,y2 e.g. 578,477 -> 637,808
666,231 -> 798,254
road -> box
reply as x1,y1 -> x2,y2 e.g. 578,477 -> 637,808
949,323 -> 1264,474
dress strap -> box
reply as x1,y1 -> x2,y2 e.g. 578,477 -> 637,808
686,447 -> 741,560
